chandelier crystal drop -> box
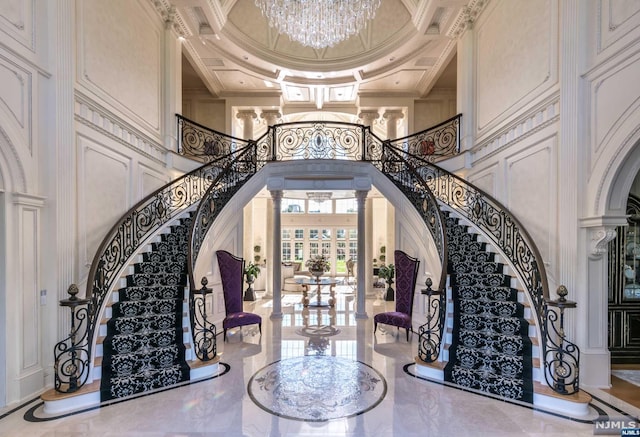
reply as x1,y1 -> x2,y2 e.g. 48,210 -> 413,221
255,0 -> 382,49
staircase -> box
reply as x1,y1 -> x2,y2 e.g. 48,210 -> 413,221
99,214 -> 193,401
443,213 -> 534,403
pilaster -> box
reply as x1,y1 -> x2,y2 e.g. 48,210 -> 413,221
236,110 -> 257,140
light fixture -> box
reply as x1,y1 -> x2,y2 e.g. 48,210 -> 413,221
255,0 -> 382,49
307,192 -> 333,203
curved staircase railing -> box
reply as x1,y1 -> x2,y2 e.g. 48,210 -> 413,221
395,147 -> 580,394
53,113 -> 580,398
52,137 -> 251,393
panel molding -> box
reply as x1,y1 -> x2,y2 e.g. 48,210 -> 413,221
0,0 -> 35,52
597,0 -> 640,54
0,54 -> 32,153
74,91 -> 167,165
471,95 -> 560,165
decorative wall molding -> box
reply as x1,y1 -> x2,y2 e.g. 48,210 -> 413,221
0,0 -> 35,52
446,0 -> 488,39
471,96 -> 560,164
76,0 -> 162,133
0,123 -> 27,193
597,0 -> 640,55
0,55 -> 32,152
580,216 -> 628,257
151,0 -> 191,37
74,92 -> 167,165
475,0 -> 557,133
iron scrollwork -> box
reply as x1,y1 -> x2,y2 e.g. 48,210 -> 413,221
177,115 -> 251,163
542,286 -> 579,395
190,277 -> 217,361
273,122 -> 364,161
387,114 -> 461,162
54,284 -> 90,393
418,278 -> 446,363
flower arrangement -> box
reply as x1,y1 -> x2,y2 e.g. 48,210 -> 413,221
305,254 -> 330,272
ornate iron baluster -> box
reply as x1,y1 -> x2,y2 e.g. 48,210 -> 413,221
543,285 -> 579,395
418,278 -> 445,363
190,277 -> 217,361
54,284 -> 90,393
387,114 -> 461,162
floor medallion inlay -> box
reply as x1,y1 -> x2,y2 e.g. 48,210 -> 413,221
248,356 -> 387,421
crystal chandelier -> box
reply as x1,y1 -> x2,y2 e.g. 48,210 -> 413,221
255,0 -> 382,49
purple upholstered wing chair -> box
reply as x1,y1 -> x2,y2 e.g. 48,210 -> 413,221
216,250 -> 262,341
374,250 -> 420,341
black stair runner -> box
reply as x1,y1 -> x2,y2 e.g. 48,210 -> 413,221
443,214 -> 533,402
100,216 -> 192,401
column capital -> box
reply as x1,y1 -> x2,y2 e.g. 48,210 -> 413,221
236,109 -> 257,121
260,110 -> 282,126
358,110 -> 379,127
355,190 -> 368,201
270,190 -> 283,200
383,110 -> 404,122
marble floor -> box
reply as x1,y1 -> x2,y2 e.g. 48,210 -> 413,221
1,288 -> 639,436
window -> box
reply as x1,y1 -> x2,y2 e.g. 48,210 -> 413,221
282,242 -> 291,261
282,229 -> 291,240
294,229 -> 304,239
308,199 -> 332,213
336,198 -> 358,213
282,199 -> 304,213
294,242 -> 304,261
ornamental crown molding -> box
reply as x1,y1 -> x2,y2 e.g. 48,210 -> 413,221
446,0 -> 489,39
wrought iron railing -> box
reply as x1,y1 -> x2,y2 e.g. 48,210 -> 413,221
52,147 -> 245,392
368,140 -> 448,362
387,114 -> 461,162
396,147 -> 580,394
177,115 -> 252,163
54,113 -> 581,397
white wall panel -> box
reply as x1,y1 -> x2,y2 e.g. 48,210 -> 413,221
590,52 -> 640,156
0,56 -> 31,151
504,136 -> 557,263
77,0 -> 161,133
476,0 -> 555,133
77,135 -> 131,269
19,207 -> 38,370
468,165 -> 498,200
138,163 -> 169,202
597,0 -> 640,55
0,0 -> 35,52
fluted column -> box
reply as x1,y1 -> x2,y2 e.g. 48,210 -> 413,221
356,190 -> 368,319
383,110 -> 404,140
270,190 -> 283,318
260,110 -> 281,127
236,110 -> 257,140
358,110 -> 379,128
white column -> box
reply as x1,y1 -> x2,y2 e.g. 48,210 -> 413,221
456,12 -> 475,153
356,190 -> 368,319
162,7 -> 181,152
383,110 -> 404,140
270,190 -> 283,318
236,110 -> 257,140
260,110 -> 281,127
358,110 -> 379,128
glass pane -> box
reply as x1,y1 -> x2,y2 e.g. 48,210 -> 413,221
336,229 -> 346,239
349,241 -> 358,262
294,242 -> 304,261
310,229 -> 319,240
309,199 -> 332,213
282,199 -> 304,213
336,242 -> 347,273
336,198 -> 358,213
322,229 -> 331,239
282,242 -> 291,261
309,242 -> 319,258
282,229 -> 291,240
295,229 -> 304,239
349,229 -> 357,239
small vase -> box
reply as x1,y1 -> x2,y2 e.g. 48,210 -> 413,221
311,270 -> 324,280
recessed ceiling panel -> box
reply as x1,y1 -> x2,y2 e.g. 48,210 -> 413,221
359,70 -> 424,91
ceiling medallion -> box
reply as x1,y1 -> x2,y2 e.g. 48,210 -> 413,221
255,0 -> 382,49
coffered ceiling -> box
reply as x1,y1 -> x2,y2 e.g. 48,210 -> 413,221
167,0 -> 481,112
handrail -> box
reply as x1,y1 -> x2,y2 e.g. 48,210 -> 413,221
83,148 -> 243,365
387,114 -> 461,162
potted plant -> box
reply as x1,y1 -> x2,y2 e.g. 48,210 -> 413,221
243,262 -> 261,301
305,254 -> 330,280
378,263 -> 395,301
